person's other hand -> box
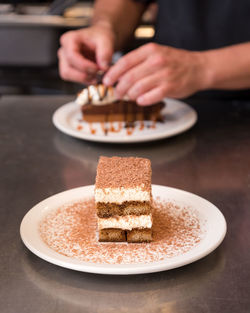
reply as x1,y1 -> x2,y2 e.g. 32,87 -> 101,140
103,43 -> 208,105
58,25 -> 115,84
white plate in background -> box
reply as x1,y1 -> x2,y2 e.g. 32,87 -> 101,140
52,99 -> 197,143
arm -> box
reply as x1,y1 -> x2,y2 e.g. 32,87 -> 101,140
203,42 -> 250,90
92,0 -> 146,50
103,42 -> 250,105
58,0 -> 146,83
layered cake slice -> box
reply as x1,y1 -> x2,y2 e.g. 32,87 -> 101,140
76,84 -> 164,123
95,156 -> 153,243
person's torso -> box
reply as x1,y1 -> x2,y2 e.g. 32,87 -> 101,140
154,0 -> 250,50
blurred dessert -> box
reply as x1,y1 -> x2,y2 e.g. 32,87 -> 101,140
95,156 -> 153,243
76,84 -> 164,124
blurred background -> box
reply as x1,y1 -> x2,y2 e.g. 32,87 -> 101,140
0,0 -> 156,95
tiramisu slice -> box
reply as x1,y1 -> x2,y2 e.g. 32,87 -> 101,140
76,84 -> 164,123
95,156 -> 153,243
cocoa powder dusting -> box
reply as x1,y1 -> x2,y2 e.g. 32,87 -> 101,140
40,198 -> 205,264
95,156 -> 152,190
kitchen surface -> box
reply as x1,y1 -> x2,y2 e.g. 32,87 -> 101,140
1,95 -> 250,312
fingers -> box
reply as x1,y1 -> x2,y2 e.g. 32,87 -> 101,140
58,48 -> 96,84
119,69 -> 169,105
125,72 -> 160,100
59,28 -> 115,83
103,43 -> 153,86
115,58 -> 159,98
95,36 -> 114,70
137,86 -> 167,106
59,32 -> 98,83
66,49 -> 98,75
60,32 -> 98,73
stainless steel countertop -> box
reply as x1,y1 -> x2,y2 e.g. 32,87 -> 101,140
0,95 -> 250,313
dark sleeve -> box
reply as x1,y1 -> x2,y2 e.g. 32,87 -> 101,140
133,0 -> 156,4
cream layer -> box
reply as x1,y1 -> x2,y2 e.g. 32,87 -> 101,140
95,187 -> 151,204
97,214 -> 152,231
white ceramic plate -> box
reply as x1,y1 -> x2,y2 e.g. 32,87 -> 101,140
20,185 -> 226,275
52,99 -> 197,143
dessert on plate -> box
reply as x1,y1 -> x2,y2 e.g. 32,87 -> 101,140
95,156 -> 153,243
76,84 -> 164,124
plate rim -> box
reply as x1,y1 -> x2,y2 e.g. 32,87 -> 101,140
52,99 -> 197,143
20,184 -> 227,275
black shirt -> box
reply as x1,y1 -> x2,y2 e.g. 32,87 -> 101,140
137,0 -> 250,51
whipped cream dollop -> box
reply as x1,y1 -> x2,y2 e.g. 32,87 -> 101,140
76,84 -> 117,106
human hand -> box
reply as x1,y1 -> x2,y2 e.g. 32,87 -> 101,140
103,43 -> 208,105
58,25 -> 115,84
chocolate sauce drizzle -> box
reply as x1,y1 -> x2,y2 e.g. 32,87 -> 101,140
77,119 -> 158,136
